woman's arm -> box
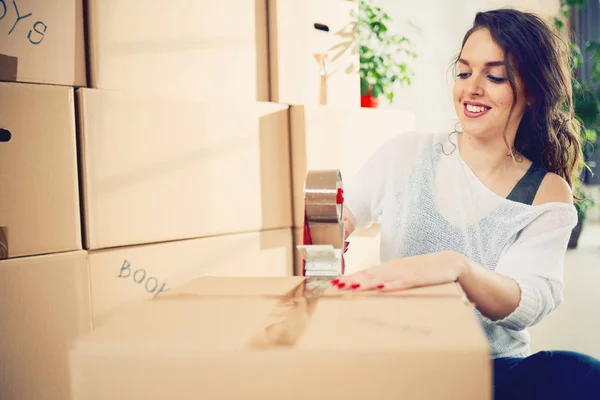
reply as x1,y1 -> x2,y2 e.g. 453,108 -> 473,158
455,255 -> 522,321
338,250 -> 522,321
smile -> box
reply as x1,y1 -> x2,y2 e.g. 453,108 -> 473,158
463,102 -> 491,118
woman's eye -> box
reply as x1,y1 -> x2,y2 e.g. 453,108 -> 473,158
488,75 -> 507,83
457,73 -> 470,79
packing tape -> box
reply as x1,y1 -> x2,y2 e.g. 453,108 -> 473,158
304,169 -> 343,224
247,277 -> 331,348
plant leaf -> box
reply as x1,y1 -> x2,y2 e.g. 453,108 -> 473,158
371,84 -> 383,98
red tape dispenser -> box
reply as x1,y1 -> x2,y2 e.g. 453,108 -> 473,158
297,169 -> 348,277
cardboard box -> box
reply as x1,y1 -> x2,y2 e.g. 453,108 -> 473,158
0,251 -> 92,400
86,0 -> 269,101
0,82 -> 82,259
69,276 -> 492,399
77,88 -> 292,250
0,230 -> 292,398
269,0 -> 360,107
293,225 -> 381,276
290,105 -> 416,226
0,0 -> 86,86
89,228 -> 294,326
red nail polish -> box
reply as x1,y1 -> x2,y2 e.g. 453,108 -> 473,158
377,284 -> 385,289
351,283 -> 360,289
337,283 -> 346,289
331,279 -> 339,285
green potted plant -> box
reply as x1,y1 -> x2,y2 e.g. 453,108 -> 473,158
554,0 -> 600,247
569,85 -> 599,247
355,0 -> 417,108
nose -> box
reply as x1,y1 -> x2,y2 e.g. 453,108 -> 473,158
465,75 -> 484,97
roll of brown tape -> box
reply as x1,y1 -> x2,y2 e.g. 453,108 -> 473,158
304,169 -> 343,223
300,169 -> 346,277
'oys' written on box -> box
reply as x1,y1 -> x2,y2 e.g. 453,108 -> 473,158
0,0 -> 47,45
118,260 -> 170,297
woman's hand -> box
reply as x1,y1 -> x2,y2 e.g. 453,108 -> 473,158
334,251 -> 469,291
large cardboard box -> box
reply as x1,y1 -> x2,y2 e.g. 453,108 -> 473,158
69,276 -> 492,399
0,251 -> 92,400
89,228 -> 294,326
77,88 -> 292,250
0,0 -> 86,86
290,105 -> 416,226
293,224 -> 381,276
0,82 -> 82,259
269,0 -> 359,107
86,0 -> 269,101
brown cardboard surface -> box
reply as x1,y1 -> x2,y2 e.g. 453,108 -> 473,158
0,82 -> 82,258
77,88 -> 292,250
89,229 -> 294,326
290,105 -> 416,226
269,0 -> 360,107
0,226 -> 7,259
0,0 -> 86,86
0,251 -> 92,400
69,276 -> 491,399
171,275 -> 305,297
87,0 -> 269,101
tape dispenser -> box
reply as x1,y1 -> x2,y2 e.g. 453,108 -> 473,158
296,169 -> 348,277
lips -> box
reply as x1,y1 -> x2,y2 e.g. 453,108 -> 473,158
463,101 -> 491,119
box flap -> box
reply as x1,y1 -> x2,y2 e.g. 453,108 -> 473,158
165,276 -> 306,297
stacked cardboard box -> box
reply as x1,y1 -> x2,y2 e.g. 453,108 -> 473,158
75,88 -> 295,324
0,2 -> 90,398
77,0 -> 298,323
1,1 -> 491,399
2,1 -> 288,398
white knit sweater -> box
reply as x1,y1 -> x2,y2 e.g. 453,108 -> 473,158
344,131 -> 578,358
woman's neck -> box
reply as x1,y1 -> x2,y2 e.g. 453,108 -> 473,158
457,131 -> 518,177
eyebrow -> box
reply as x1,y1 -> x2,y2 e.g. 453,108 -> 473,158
458,58 -> 505,67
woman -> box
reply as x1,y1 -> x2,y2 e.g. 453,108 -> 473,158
334,8 -> 600,399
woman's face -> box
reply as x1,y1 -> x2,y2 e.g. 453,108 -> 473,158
453,28 -> 528,142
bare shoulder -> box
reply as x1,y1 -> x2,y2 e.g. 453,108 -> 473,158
532,172 -> 574,206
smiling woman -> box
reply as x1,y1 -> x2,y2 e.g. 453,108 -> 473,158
334,7 -> 600,400
454,30 -> 529,141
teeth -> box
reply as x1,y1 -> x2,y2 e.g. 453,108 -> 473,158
466,104 -> 488,113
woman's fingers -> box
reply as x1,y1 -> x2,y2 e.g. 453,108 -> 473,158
332,269 -> 385,291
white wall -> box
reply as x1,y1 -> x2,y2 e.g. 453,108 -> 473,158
485,0 -> 561,17
376,0 -> 561,134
